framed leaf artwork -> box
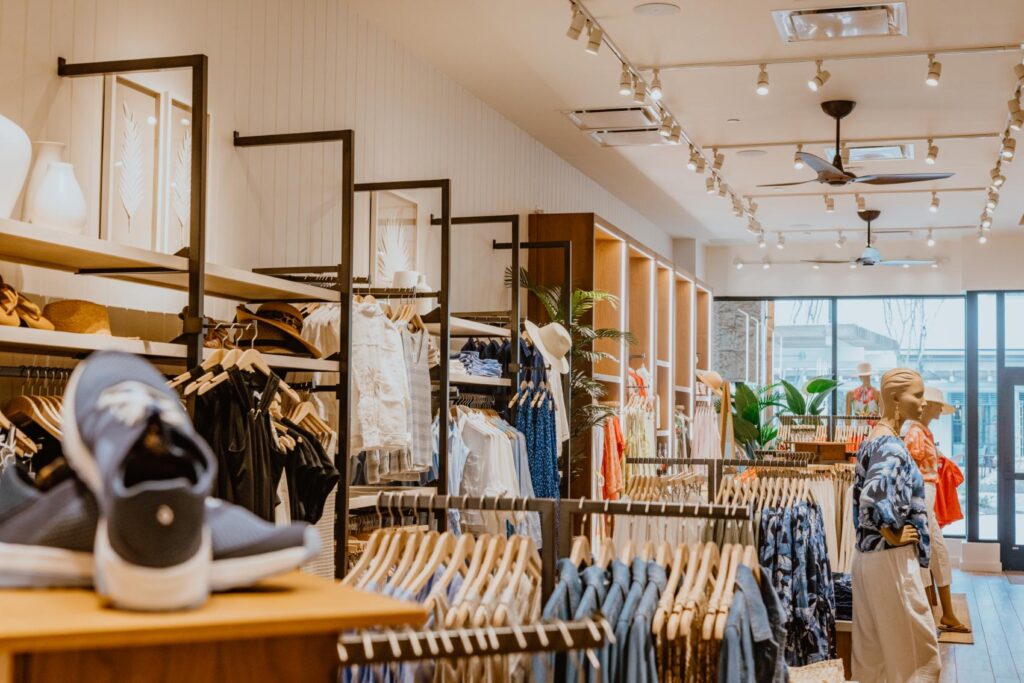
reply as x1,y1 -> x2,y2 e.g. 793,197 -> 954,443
99,76 -> 202,255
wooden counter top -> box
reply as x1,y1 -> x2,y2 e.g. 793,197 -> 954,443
0,572 -> 426,653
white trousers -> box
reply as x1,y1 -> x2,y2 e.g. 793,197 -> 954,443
922,483 -> 952,589
852,544 -> 941,683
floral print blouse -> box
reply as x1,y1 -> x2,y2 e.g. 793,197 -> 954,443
853,435 -> 931,568
849,384 -> 881,417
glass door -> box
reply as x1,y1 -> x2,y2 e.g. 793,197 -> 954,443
997,371 -> 1024,569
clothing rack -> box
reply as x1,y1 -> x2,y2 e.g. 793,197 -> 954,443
625,457 -> 812,499
375,492 -> 558,599
0,366 -> 75,380
338,617 -> 612,666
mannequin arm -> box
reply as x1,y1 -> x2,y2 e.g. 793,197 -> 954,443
879,524 -> 920,547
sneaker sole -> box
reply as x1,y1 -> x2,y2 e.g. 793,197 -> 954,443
0,542 -> 92,588
210,527 -> 321,592
95,520 -> 211,611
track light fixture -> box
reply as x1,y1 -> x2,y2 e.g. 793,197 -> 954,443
794,145 -> 804,170
1012,110 -> 1024,133
735,259 -> 744,270
1010,96 -> 1022,116
925,139 -> 938,165
747,199 -> 758,215
926,55 -> 942,87
632,77 -> 647,105
926,229 -> 936,247
717,179 -> 727,198
668,125 -> 682,144
705,176 -> 716,194
835,231 -> 846,248
585,24 -> 604,55
981,214 -> 993,229
1002,135 -> 1016,161
762,257 -> 771,270
566,7 -> 586,39
812,263 -> 821,271
756,64 -> 769,96
757,232 -> 767,248
659,116 -> 673,138
1016,63 -> 1024,84
987,191 -> 999,210
824,194 -> 835,213
712,148 -> 724,171
808,60 -> 830,92
650,69 -> 663,101
978,228 -> 988,244
619,63 -> 633,96
991,166 -> 1006,188
687,146 -> 700,171
849,262 -> 857,270
855,194 -> 866,211
930,192 -> 940,213
695,156 -> 706,173
776,233 -> 786,250
747,216 -> 759,233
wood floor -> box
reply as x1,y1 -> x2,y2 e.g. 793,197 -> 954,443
940,570 -> 1024,682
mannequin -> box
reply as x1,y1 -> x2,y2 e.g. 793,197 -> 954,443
904,388 -> 969,633
851,368 -> 940,683
846,361 -> 881,417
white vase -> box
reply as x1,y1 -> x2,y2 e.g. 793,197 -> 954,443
21,141 -> 66,223
29,162 -> 87,234
0,114 -> 32,219
415,274 -> 436,316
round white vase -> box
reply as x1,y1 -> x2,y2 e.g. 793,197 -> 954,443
0,114 -> 32,219
29,162 -> 87,234
415,274 -> 437,316
21,141 -> 66,223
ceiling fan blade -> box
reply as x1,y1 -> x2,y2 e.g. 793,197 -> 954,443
756,180 -> 818,188
797,152 -> 842,175
880,259 -> 937,267
802,259 -> 852,265
852,173 -> 955,185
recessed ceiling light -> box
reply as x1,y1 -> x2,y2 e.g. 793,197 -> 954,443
634,2 -> 681,16
737,149 -> 767,157
727,118 -> 741,124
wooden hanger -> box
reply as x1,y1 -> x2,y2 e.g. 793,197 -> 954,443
667,541 -> 703,641
678,541 -> 720,639
712,544 -> 745,640
6,396 -> 61,440
168,348 -> 226,389
653,543 -> 688,636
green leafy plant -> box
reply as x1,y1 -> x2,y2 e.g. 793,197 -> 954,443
729,382 -> 786,449
778,377 -> 839,416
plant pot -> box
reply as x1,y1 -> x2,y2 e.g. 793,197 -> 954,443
0,114 -> 32,219
29,162 -> 87,234
21,141 -> 66,223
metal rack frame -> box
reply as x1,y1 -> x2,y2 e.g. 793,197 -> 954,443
626,457 -> 812,497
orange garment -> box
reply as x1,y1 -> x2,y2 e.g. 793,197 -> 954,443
935,456 -> 965,528
602,416 -> 625,500
904,421 -> 940,483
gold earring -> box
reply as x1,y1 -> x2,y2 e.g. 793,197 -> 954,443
895,405 -> 902,424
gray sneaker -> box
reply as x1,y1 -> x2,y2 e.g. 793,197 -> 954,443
0,466 -> 321,591
62,351 -> 215,611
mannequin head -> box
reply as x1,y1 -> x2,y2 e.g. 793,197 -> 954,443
920,400 -> 943,426
880,368 -> 926,430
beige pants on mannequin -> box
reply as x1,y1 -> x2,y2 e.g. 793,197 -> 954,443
922,483 -> 952,588
852,544 -> 941,682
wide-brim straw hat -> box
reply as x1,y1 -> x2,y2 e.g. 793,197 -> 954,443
924,386 -> 956,415
235,302 -> 320,358
42,299 -> 111,335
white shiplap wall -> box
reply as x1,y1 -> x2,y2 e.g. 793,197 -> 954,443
0,0 -> 671,315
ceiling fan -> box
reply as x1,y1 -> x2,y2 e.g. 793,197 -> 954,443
803,210 -> 936,268
759,100 -> 955,188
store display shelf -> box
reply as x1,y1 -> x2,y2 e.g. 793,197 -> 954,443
349,486 -> 437,510
656,430 -> 670,437
674,385 -> 692,393
656,360 -> 670,368
593,373 -> 623,384
425,316 -> 509,338
0,327 -> 337,372
450,375 -> 512,387
0,218 -> 338,304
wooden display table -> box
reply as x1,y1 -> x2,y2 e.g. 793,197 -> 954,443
0,572 -> 427,683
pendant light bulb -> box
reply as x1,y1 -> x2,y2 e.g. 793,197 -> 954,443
794,144 -> 805,170
925,55 -> 942,87
585,25 -> 604,55
618,64 -> 633,96
650,69 -> 663,101
926,229 -> 935,247
566,8 -> 586,40
808,60 -> 830,92
756,64 -> 769,96
929,192 -> 940,213
925,139 -> 938,165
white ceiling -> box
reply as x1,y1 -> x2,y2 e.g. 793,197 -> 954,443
345,0 -> 1024,245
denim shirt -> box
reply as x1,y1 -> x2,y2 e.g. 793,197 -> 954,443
625,562 -> 667,683
597,560 -> 631,683
610,558 -> 649,681
568,565 -> 610,682
719,588 -> 753,683
717,565 -> 787,683
536,559 -> 582,681
753,566 -> 789,683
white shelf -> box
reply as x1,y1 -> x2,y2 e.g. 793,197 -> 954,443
0,326 -> 337,372
0,218 -> 338,303
449,375 -> 512,387
425,316 -> 509,338
674,385 -> 693,393
594,373 -> 622,384
656,360 -> 670,369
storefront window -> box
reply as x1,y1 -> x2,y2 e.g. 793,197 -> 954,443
771,299 -> 833,401
978,293 -> 998,539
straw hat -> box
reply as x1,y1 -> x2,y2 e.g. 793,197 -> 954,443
235,302 -> 320,358
924,386 -> 956,415
857,362 -> 872,377
523,320 -> 571,375
696,369 -> 725,397
43,300 -> 111,335
0,282 -> 17,327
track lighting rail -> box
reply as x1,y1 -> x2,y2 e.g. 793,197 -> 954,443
705,131 -> 1001,151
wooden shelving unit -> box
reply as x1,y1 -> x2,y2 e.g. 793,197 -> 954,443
450,375 -> 512,387
675,273 -> 696,416
696,285 -> 712,372
627,246 -> 654,372
655,263 -> 673,452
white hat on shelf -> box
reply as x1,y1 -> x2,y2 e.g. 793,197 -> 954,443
924,386 -> 956,415
524,320 -> 571,375
696,369 -> 725,397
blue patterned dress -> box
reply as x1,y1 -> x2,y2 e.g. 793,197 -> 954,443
853,435 -> 931,568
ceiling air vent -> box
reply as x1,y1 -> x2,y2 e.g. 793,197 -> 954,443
824,144 -> 914,162
772,3 -> 908,43
586,128 -> 677,147
564,106 -> 661,131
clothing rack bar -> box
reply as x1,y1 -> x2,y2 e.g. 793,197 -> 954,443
561,496 -> 751,521
0,366 -> 75,379
376,493 -> 557,600
350,289 -> 441,299
337,617 -> 612,665
233,128 -> 354,580
643,457 -> 812,497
